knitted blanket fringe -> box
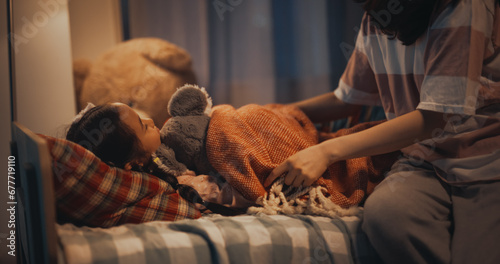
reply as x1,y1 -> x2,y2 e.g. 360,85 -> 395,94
247,178 -> 362,218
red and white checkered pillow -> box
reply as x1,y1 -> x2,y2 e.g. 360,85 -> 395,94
40,135 -> 201,227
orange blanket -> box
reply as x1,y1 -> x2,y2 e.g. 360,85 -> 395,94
206,104 -> 399,208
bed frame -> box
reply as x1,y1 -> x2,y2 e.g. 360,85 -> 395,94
8,122 -> 383,264
11,122 -> 57,264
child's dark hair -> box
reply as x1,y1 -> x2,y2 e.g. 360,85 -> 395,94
355,0 -> 460,46
66,104 -> 148,168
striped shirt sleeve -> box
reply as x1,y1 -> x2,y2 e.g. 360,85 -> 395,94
334,14 -> 381,106
418,0 -> 497,115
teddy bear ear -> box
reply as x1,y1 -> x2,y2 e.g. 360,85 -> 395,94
137,38 -> 194,72
72,59 -> 92,111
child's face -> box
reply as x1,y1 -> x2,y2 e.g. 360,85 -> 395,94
113,103 -> 161,156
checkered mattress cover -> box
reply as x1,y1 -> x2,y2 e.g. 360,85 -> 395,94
56,214 -> 381,264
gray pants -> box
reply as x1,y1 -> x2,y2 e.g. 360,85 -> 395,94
362,157 -> 500,264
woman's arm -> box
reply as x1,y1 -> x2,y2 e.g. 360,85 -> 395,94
265,109 -> 446,187
291,92 -> 363,123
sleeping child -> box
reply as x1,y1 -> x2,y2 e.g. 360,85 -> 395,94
66,101 -> 253,215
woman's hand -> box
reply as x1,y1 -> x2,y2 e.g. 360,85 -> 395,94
264,144 -> 333,187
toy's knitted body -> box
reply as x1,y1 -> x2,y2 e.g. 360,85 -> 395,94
154,85 -> 214,176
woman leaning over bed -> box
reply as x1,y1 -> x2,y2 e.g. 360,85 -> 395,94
265,0 -> 500,263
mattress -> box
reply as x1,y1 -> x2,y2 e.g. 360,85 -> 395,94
56,214 -> 381,264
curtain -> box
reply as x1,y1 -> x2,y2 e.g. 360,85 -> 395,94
127,0 -> 364,107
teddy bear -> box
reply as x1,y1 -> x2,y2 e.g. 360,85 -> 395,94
73,38 -> 197,128
153,84 -> 215,177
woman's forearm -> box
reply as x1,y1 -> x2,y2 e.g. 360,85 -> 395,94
291,93 -> 362,123
319,109 -> 445,163
266,109 -> 446,187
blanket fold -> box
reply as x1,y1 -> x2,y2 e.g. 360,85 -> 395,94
206,104 -> 399,215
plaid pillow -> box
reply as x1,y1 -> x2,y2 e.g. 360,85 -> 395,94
39,135 -> 201,227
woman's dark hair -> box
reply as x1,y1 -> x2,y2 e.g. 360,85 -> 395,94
66,104 -> 148,168
355,0 -> 459,46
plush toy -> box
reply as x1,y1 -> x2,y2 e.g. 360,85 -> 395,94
74,38 -> 197,128
154,84 -> 215,176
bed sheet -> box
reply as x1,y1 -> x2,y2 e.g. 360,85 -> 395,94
56,214 -> 381,264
